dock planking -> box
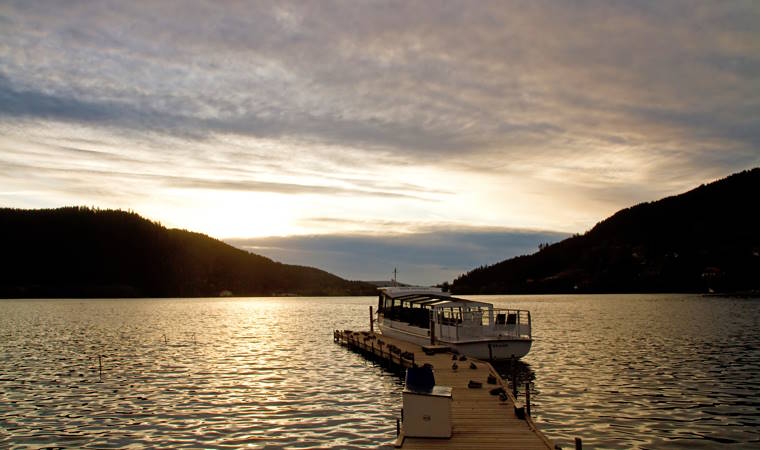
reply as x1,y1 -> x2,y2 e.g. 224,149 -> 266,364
334,330 -> 555,450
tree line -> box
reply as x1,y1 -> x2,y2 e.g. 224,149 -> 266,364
0,207 -> 376,298
452,168 -> 760,294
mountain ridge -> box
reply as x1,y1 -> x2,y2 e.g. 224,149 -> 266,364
451,168 -> 760,294
0,207 -> 376,298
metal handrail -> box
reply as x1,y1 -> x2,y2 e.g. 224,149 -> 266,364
381,305 -> 532,340
432,307 -> 531,340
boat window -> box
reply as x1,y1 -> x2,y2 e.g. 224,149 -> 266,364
440,308 -> 454,326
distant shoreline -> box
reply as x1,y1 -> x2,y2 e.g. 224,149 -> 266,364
3,290 -> 759,300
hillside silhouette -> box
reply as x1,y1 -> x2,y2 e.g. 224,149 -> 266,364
452,168 -> 760,294
0,207 -> 376,298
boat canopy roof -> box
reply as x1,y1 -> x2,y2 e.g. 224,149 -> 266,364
379,286 -> 492,309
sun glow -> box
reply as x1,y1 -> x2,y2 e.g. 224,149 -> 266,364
139,190 -> 308,238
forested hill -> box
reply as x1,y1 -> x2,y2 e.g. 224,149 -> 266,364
452,168 -> 760,294
0,207 -> 376,298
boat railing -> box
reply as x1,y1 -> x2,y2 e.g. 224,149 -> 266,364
490,308 -> 531,339
434,308 -> 531,340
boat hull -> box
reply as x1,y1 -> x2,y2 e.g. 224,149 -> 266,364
451,339 -> 531,360
378,322 -> 433,347
378,321 -> 531,360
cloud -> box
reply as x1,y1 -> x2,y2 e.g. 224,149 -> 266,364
1,1 -> 757,163
0,74 -> 114,122
163,175 -> 433,200
0,1 -> 758,237
0,149 -> 431,200
226,227 -> 570,285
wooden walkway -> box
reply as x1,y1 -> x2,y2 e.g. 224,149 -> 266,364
334,330 -> 555,450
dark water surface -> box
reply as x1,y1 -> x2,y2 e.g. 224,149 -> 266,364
1,295 -> 758,449
486,294 -> 760,449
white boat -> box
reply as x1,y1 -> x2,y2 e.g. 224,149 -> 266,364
376,286 -> 532,360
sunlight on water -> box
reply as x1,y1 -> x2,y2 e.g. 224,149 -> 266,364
0,298 -> 402,449
1,295 -> 759,449
483,294 -> 760,449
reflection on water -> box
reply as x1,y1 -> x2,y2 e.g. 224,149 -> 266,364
491,358 -> 536,387
0,298 -> 402,449
1,295 -> 759,449
484,294 -> 760,449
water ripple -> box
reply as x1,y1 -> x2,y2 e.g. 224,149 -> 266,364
0,298 -> 402,448
2,295 -> 759,448
484,294 -> 760,449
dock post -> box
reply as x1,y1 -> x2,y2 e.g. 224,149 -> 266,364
396,418 -> 400,437
525,382 -> 531,416
370,306 -> 374,333
575,437 -> 582,449
511,356 -> 518,397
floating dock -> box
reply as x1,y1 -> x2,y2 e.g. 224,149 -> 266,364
334,329 -> 556,450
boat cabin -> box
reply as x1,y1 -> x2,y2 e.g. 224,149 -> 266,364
377,287 -> 531,342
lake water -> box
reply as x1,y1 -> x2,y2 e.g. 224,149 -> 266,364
0,295 -> 758,449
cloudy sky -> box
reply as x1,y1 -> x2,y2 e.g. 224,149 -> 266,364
1,1 -> 758,284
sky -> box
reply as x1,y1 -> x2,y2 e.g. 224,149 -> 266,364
1,1 -> 759,285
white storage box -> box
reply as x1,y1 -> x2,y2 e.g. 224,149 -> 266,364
402,385 -> 452,438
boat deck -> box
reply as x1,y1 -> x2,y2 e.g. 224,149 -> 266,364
334,330 -> 554,450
